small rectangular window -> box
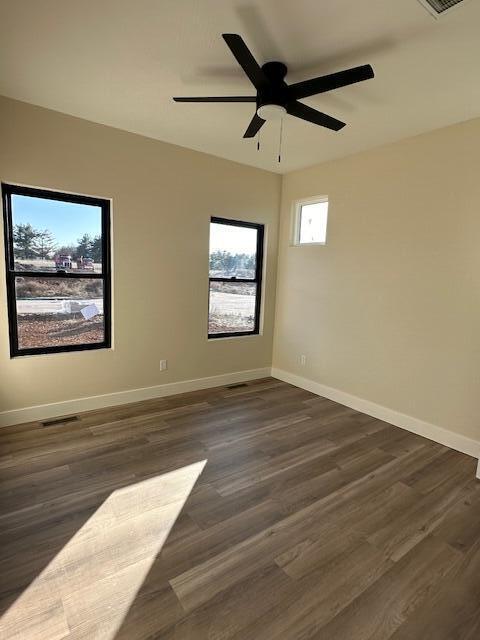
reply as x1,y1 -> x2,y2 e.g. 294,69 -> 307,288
2,183 -> 111,356
294,197 -> 328,245
208,217 -> 264,338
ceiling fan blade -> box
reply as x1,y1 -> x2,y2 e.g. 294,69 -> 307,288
287,101 -> 346,131
222,34 -> 267,89
289,64 -> 374,100
173,96 -> 256,102
243,113 -> 265,138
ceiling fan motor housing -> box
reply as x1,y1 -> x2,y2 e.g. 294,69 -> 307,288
257,61 -> 289,113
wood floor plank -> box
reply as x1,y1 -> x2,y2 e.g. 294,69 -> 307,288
237,537 -> 394,640
0,376 -> 477,640
313,535 -> 461,640
389,539 -> 480,640
368,465 -> 473,561
172,563 -> 294,640
433,479 -> 480,554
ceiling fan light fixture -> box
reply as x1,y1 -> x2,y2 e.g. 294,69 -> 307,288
257,104 -> 287,121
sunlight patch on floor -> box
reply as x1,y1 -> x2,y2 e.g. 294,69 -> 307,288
0,460 -> 207,640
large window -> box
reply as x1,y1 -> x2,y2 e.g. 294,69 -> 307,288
208,217 -> 264,338
2,183 -> 111,357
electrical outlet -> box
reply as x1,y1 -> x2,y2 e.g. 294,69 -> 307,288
300,355 -> 306,366
159,359 -> 168,371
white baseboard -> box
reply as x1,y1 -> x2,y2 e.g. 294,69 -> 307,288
0,367 -> 272,428
271,367 -> 480,461
3,364 -> 479,475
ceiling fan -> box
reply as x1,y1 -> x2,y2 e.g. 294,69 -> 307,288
173,34 -> 374,138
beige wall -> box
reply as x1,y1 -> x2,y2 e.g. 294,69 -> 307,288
0,97 -> 281,413
273,118 -> 480,442
2,94 -> 479,444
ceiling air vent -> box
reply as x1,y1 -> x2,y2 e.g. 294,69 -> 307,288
417,0 -> 469,17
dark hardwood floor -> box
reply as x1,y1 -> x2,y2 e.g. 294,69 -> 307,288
0,377 -> 479,639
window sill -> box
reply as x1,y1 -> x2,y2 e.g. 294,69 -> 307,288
10,345 -> 114,359
290,242 -> 327,247
207,333 -> 262,342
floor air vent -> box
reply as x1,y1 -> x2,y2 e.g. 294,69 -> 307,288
41,415 -> 79,427
418,0 -> 469,16
226,383 -> 248,389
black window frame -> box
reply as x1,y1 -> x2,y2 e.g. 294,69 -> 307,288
208,216 -> 264,339
2,183 -> 112,357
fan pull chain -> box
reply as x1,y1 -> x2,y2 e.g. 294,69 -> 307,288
278,118 -> 284,163
257,129 -> 261,151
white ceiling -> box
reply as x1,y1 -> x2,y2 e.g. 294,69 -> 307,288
1,0 -> 479,174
